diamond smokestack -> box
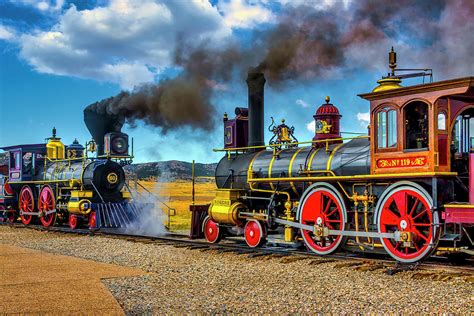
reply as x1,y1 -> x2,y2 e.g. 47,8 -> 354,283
246,71 -> 266,149
83,107 -> 124,156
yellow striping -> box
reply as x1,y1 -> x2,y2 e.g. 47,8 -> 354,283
268,154 -> 277,190
326,142 -> 344,171
444,204 -> 474,209
307,148 -> 320,171
247,150 -> 264,180
248,172 -> 457,183
289,147 -> 304,195
9,180 -> 73,184
214,136 -> 369,152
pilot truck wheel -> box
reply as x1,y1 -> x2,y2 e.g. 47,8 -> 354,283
203,216 -> 222,243
69,214 -> 79,230
244,220 -> 267,248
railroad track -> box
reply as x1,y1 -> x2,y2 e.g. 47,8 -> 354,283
2,223 -> 473,276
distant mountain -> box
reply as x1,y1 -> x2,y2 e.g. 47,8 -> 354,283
125,160 -> 217,180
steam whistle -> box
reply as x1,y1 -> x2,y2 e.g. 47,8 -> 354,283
389,47 -> 397,76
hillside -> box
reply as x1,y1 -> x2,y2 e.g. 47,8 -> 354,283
0,150 -> 215,180
125,160 -> 217,180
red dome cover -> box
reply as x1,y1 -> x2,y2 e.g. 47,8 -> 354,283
316,103 -> 340,115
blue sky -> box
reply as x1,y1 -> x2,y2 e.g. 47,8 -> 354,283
0,0 -> 473,163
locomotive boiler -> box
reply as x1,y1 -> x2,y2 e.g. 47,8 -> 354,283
204,49 -> 474,263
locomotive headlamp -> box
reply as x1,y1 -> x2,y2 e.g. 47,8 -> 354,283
104,132 -> 129,156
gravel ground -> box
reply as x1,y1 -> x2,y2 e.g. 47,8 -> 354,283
0,226 -> 472,314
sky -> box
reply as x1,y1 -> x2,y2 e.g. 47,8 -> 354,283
0,0 -> 473,163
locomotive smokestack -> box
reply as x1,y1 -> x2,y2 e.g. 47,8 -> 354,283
246,70 -> 266,149
83,108 -> 124,156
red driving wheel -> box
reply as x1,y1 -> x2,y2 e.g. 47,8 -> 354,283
378,185 -> 437,262
38,186 -> 56,227
69,214 -> 78,230
19,186 -> 34,225
203,216 -> 221,243
88,211 -> 97,229
299,185 -> 345,255
244,220 -> 266,248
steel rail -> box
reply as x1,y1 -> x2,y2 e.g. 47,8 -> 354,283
1,223 -> 473,275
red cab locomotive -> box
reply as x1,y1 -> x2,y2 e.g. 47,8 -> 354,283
205,50 -> 474,263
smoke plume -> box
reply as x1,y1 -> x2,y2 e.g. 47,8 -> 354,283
86,0 -> 473,131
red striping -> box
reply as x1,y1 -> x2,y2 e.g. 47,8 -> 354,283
470,153 -> 474,204
445,208 -> 474,224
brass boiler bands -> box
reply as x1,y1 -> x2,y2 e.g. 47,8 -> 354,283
215,137 -> 371,194
42,160 -> 89,187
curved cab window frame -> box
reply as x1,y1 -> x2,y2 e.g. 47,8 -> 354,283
376,107 -> 398,151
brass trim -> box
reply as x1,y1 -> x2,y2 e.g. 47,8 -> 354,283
359,77 -> 473,101
268,154 -> 277,191
248,172 -> 457,183
214,136 -> 368,152
307,147 -> 320,171
444,204 -> 474,209
289,147 -> 304,195
247,150 -> 265,180
327,142 -> 344,170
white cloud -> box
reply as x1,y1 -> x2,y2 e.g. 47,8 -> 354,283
296,99 -> 310,108
16,0 -> 231,89
0,25 -> 15,41
217,0 -> 275,29
306,120 -> 315,133
357,112 -> 370,127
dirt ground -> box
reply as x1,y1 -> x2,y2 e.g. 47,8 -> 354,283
0,226 -> 472,314
0,242 -> 143,314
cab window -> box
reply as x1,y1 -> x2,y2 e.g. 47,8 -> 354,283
438,112 -> 446,130
404,101 -> 429,150
377,108 -> 397,149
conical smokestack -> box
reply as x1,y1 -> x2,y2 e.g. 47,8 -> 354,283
84,108 -> 124,156
246,70 -> 266,149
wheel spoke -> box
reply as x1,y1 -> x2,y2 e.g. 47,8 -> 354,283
393,192 -> 407,216
414,230 -> 429,242
412,209 -> 427,221
408,199 -> 420,216
326,207 -> 337,218
413,223 -> 430,227
381,208 -> 400,225
323,198 -> 332,214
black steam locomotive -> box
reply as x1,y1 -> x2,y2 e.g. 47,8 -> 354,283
204,50 -> 474,263
0,108 -> 134,229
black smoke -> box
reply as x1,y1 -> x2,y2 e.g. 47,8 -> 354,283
85,0 -> 473,132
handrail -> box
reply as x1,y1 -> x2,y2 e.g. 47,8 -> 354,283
213,135 -> 368,152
